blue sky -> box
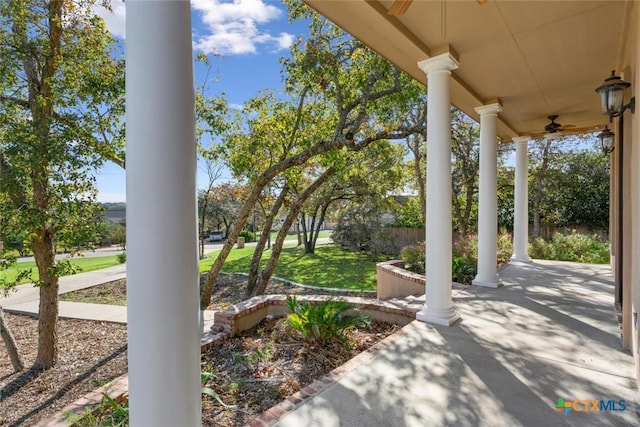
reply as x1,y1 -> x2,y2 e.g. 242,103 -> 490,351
93,0 -> 310,202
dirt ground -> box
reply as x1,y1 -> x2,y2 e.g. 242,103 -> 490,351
1,273 -> 385,426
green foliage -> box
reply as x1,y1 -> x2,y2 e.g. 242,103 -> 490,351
100,394 -> 129,427
452,232 -> 513,268
98,221 -> 126,249
238,230 -> 256,243
452,256 -> 477,284
399,242 -> 425,274
529,232 -> 610,264
393,197 -> 424,228
331,202 -> 398,257
496,232 -> 514,266
116,252 -> 126,264
398,232 -> 513,284
285,296 -> 371,348
0,1 -> 125,367
451,109 -> 482,235
528,138 -> 609,233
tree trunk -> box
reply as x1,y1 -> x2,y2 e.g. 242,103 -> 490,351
0,306 -> 25,372
199,196 -> 209,259
255,168 -> 335,295
305,203 -> 329,254
245,185 -> 289,298
32,227 -> 58,370
532,140 -> 552,239
407,136 -> 426,223
199,137 -> 346,307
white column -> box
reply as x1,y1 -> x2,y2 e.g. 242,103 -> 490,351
416,53 -> 461,326
511,136 -> 532,262
473,103 -> 503,288
126,2 -> 200,426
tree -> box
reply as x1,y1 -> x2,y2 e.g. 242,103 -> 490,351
197,159 -> 223,259
0,306 -> 24,372
557,150 -> 609,228
199,2 -> 424,307
528,137 -> 609,237
0,1 -> 124,369
451,108 -> 480,236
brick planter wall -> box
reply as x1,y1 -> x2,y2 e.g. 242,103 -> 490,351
376,260 -> 425,300
46,295 -> 417,426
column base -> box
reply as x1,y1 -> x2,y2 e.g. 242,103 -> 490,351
510,254 -> 532,263
472,276 -> 502,288
416,306 -> 461,326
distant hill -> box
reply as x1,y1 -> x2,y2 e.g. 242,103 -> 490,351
102,203 -> 126,225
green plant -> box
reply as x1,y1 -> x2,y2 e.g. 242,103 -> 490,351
238,230 -> 255,242
201,367 -> 235,407
116,252 -> 126,264
399,242 -> 425,274
101,393 -> 129,427
247,342 -> 273,364
529,232 -> 610,264
452,231 -> 513,268
285,296 -> 371,348
452,256 -> 476,284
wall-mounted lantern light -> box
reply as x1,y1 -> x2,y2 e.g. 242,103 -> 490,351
597,126 -> 615,154
595,70 -> 635,122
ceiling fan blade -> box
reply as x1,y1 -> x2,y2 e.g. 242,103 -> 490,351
477,0 -> 489,4
388,0 -> 413,15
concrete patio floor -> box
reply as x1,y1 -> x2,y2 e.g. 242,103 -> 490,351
272,260 -> 639,427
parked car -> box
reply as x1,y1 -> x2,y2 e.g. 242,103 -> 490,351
207,230 -> 223,242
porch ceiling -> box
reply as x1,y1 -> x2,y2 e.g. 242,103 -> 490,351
304,0 -> 633,142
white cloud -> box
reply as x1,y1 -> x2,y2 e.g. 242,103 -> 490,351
92,1 -> 292,55
192,0 -> 294,55
93,0 -> 126,39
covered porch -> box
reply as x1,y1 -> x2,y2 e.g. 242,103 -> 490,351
123,0 -> 640,423
268,260 -> 637,426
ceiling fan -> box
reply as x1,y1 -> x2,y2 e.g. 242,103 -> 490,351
388,0 -> 489,16
531,115 -> 595,139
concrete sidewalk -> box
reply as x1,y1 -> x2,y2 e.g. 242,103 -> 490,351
271,260 -> 639,427
1,263 -> 216,331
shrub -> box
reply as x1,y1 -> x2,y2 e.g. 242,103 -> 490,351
398,231 -> 513,284
238,230 -> 255,243
116,252 -> 126,264
400,242 -> 425,274
452,256 -> 476,284
496,231 -> 514,266
529,232 -> 610,264
452,231 -> 513,268
285,296 -> 371,349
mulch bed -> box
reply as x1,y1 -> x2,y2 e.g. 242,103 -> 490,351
1,273 -> 384,426
0,315 -> 127,426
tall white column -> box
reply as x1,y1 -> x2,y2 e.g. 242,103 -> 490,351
511,136 -> 532,262
126,2 -> 200,426
416,53 -> 460,326
473,103 -> 503,288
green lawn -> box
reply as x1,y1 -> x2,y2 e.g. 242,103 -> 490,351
200,243 -> 382,290
256,229 -> 332,242
0,255 -> 122,285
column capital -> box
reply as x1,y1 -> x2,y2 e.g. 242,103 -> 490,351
418,52 -> 459,76
475,102 -> 502,116
512,136 -> 531,143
